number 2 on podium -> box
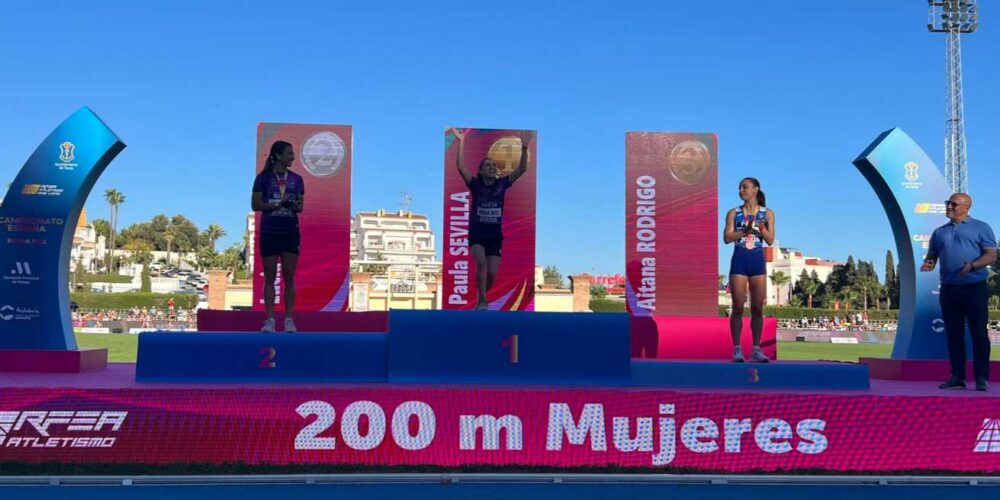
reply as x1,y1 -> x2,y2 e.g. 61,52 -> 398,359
259,347 -> 277,368
502,334 -> 519,364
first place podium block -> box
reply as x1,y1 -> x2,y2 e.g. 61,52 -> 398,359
387,310 -> 631,385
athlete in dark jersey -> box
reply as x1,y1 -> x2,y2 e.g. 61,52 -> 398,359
252,140 -> 305,333
450,127 -> 533,310
723,177 -> 775,363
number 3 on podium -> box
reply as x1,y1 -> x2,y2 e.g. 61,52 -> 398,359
501,335 -> 519,364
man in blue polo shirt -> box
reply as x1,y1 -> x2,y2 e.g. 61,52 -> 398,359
921,193 -> 997,391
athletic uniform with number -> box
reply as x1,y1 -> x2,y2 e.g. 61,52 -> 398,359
467,174 -> 511,257
729,206 -> 767,277
253,170 -> 305,257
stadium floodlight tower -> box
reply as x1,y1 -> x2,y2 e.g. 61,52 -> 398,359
927,0 -> 978,194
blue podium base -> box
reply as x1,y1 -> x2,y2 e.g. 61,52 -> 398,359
631,359 -> 871,390
386,310 -> 631,386
136,332 -> 387,383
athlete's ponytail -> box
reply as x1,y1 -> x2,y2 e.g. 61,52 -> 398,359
741,177 -> 766,207
263,140 -> 293,172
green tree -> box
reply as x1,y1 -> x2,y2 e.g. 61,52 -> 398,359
92,218 -> 111,241
837,288 -> 859,310
769,270 -> 790,306
590,284 -> 608,299
196,247 -> 219,271
855,270 -> 875,310
809,270 -> 828,308
119,214 -> 204,253
989,294 -> 1000,311
204,223 -> 227,252
543,265 -> 564,288
123,239 -> 153,266
104,188 -> 126,271
219,243 -> 246,281
140,261 -> 151,292
169,214 -> 202,250
164,227 -> 176,267
885,250 -> 897,309
176,240 -> 193,268
800,273 -> 819,308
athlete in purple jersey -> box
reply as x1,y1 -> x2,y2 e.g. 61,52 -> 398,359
450,128 -> 533,310
252,140 -> 305,333
723,177 -> 775,363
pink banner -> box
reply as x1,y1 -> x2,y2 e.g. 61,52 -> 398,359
253,123 -> 352,312
442,128 -> 536,311
626,132 -> 718,318
631,316 -> 777,360
1,386 -> 998,472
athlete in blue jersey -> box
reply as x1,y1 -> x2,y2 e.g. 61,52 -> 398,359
450,127 -> 533,310
252,140 -> 305,333
723,177 -> 775,362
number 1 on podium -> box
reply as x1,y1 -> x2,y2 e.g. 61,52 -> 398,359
502,334 -> 519,364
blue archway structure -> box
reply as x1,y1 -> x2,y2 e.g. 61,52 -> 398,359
853,128 -> 952,360
0,107 -> 125,371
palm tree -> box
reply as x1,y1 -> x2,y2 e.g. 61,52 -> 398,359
177,240 -> 192,268
104,189 -> 126,272
800,277 -> 819,309
164,227 -> 176,267
123,239 -> 153,266
838,288 -> 859,310
769,270 -> 790,306
854,273 -> 876,310
205,223 -> 226,252
196,247 -> 219,271
220,243 -> 245,280
869,282 -> 884,310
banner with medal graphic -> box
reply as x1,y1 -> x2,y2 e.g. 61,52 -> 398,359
442,128 -> 537,311
625,132 -> 719,318
253,123 -> 352,312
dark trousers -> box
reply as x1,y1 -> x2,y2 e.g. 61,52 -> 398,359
939,281 -> 990,381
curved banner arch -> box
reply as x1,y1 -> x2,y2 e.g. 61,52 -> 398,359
0,107 -> 125,350
853,128 -> 951,359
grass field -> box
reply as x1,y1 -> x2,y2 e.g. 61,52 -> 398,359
76,333 -> 139,362
75,333 -> 1000,364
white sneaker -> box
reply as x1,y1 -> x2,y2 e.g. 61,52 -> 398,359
283,318 -> 297,333
751,347 -> 770,363
732,346 -> 744,363
260,318 -> 276,333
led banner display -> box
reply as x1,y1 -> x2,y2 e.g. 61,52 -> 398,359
442,128 -> 536,311
253,123 -> 353,312
1,387 -> 997,472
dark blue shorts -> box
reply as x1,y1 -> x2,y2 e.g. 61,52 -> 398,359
469,234 -> 503,258
730,249 -> 765,277
260,231 -> 300,258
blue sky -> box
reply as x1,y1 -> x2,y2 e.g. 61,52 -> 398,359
1,0 -> 997,280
